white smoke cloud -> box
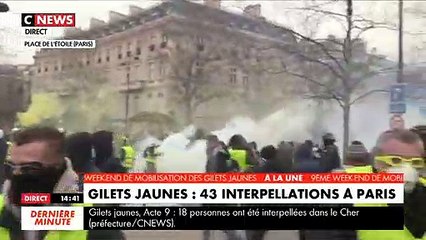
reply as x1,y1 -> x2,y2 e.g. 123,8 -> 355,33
133,94 -> 425,173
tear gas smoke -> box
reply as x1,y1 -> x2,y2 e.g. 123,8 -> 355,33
135,95 -> 425,173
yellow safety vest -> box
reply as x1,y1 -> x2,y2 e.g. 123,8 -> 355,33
121,145 -> 136,169
0,195 -> 89,240
420,177 -> 426,186
145,147 -> 162,164
6,141 -> 12,161
229,149 -> 252,171
345,166 -> 424,240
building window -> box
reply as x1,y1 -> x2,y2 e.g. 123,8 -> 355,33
97,57 -> 102,64
161,34 -> 168,48
44,66 -> 48,72
243,76 -> 248,87
148,62 -> 154,80
126,51 -> 131,57
54,64 -> 58,71
37,67 -> 41,73
117,45 -> 122,59
106,49 -> 110,62
158,92 -> 164,98
195,61 -> 203,74
86,60 -> 90,66
159,62 -> 165,76
162,34 -> 168,42
229,68 -> 237,84
136,47 -> 141,55
197,36 -> 205,51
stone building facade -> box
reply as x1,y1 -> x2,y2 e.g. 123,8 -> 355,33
0,64 -> 31,132
31,0 -> 297,135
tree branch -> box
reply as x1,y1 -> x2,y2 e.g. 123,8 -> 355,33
304,93 -> 344,108
284,49 -> 345,81
284,28 -> 345,73
350,89 -> 388,105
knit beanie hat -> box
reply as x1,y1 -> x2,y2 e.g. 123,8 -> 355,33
346,141 -> 369,163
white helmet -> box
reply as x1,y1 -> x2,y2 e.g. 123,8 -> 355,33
58,128 -> 65,133
0,129 -> 3,139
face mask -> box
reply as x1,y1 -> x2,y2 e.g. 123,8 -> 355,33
8,167 -> 65,206
386,164 -> 419,193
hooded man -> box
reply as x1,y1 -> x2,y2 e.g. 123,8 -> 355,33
227,134 -> 257,172
92,131 -> 126,173
0,127 -> 126,240
320,133 -> 341,172
65,132 -> 99,191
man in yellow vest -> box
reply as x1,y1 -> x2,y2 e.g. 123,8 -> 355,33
0,126 -> 124,240
120,136 -> 136,171
355,129 -> 425,240
143,143 -> 162,173
410,125 -> 426,186
227,134 -> 257,172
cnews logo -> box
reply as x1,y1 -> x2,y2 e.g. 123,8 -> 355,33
21,13 -> 75,27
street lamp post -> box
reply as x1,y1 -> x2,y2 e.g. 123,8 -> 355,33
397,0 -> 404,83
124,54 -> 131,135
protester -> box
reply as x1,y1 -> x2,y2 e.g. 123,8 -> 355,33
228,134 -> 257,172
120,136 -> 136,171
320,133 -> 341,172
143,143 -> 162,173
205,134 -> 220,172
254,145 -> 282,173
92,130 -> 126,173
293,142 -> 323,173
341,140 -> 371,171
390,114 -> 405,130
366,129 -> 425,240
65,132 -> 99,191
0,126 -> 124,239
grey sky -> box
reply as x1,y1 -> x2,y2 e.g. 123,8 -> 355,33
0,0 -> 425,65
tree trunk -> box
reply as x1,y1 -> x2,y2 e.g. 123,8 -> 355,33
184,100 -> 193,126
342,101 -> 351,163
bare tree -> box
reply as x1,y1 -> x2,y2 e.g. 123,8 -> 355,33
164,28 -> 240,126
272,0 -> 396,158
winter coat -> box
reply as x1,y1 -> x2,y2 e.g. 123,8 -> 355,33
320,144 -> 341,172
96,157 -> 127,173
0,158 -> 125,240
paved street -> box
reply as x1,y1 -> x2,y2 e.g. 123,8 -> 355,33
125,230 -> 299,240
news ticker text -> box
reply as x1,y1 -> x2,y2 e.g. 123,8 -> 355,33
21,206 -> 403,230
82,173 -> 404,204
